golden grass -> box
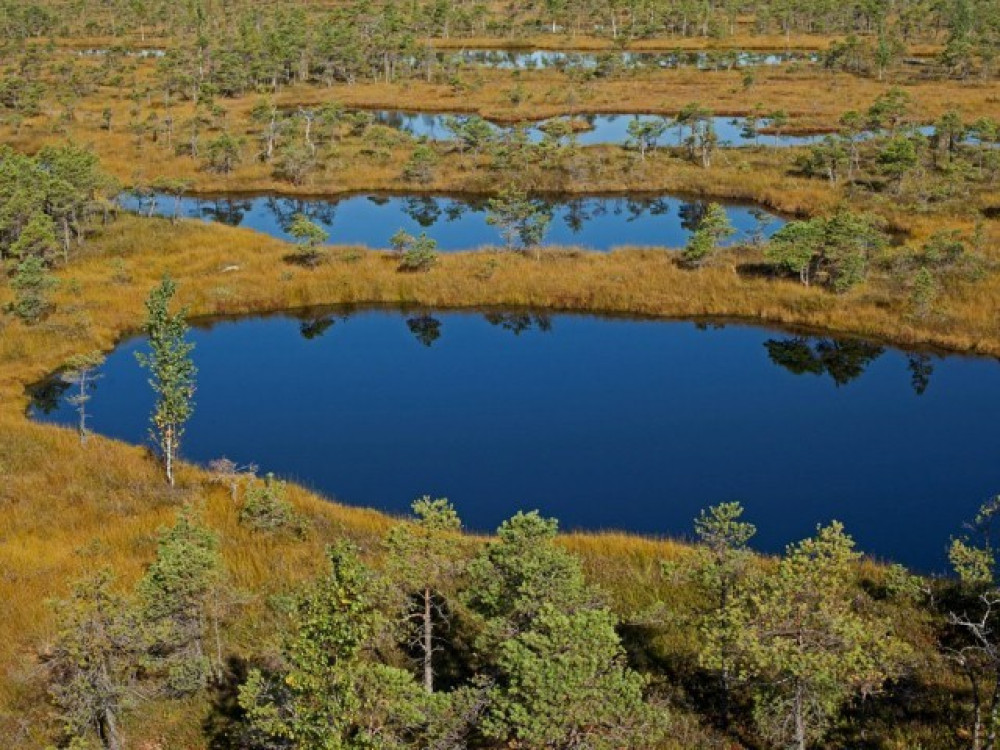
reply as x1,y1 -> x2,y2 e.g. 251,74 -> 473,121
18,48 -> 1000,142
278,67 -> 1000,127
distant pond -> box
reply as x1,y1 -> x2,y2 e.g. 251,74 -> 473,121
435,48 -> 818,70
29,309 -> 1000,573
122,192 -> 785,251
366,111 -> 828,147
75,46 -> 814,69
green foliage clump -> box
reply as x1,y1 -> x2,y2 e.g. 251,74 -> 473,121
48,570 -> 145,750
203,133 -> 243,174
681,202 -> 735,266
392,230 -> 439,272
625,116 -> 667,159
239,543 -> 430,748
240,474 -> 300,533
286,213 -> 329,267
486,187 -> 552,253
137,509 -> 225,696
705,522 -> 910,750
766,211 -> 885,292
10,254 -> 56,323
690,503 -> 757,717
386,497 -> 466,693
403,143 -> 439,182
465,511 -> 664,748
910,266 -> 938,317
0,143 -> 113,264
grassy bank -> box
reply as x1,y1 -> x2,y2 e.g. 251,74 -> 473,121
16,48 -> 1000,143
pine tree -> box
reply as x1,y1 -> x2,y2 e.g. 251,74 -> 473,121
486,187 -> 552,255
386,497 -> 467,693
681,202 -> 734,267
714,522 -> 909,750
691,502 -> 756,721
465,512 -> 664,747
910,266 -> 938,317
238,544 -> 429,748
48,570 -> 147,750
10,254 -> 56,323
137,508 -> 225,695
287,213 -> 328,267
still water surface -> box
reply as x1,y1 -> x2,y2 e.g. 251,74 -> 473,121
123,193 -> 784,250
369,110 -> 826,146
29,309 -> 1000,572
438,48 -> 818,69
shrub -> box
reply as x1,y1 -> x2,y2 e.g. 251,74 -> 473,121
10,255 -> 56,323
681,203 -> 734,267
394,231 -> 439,272
240,474 -> 300,533
402,144 -> 439,182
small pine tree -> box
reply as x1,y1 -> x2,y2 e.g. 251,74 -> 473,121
287,213 -> 328,267
398,232 -> 438,272
137,508 -> 225,695
239,473 -> 298,532
486,187 -> 552,255
691,502 -> 756,721
10,212 -> 60,261
48,570 -> 147,750
390,228 -> 413,254
203,133 -> 243,174
238,544 -> 428,747
464,512 -> 664,747
681,202 -> 734,267
713,522 -> 909,750
10,254 -> 56,323
386,497 -> 467,693
910,266 -> 938,317
403,144 -> 439,182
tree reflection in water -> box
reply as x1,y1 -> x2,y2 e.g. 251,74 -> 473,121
483,312 -> 553,335
26,376 -> 72,414
907,354 -> 936,395
198,197 -> 254,226
406,315 -> 443,347
764,337 -> 886,387
265,196 -> 337,231
299,317 -> 336,340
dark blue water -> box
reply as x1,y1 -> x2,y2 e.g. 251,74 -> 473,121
122,193 -> 784,251
29,309 -> 1000,572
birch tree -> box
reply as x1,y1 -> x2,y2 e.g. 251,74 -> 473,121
136,277 -> 196,486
